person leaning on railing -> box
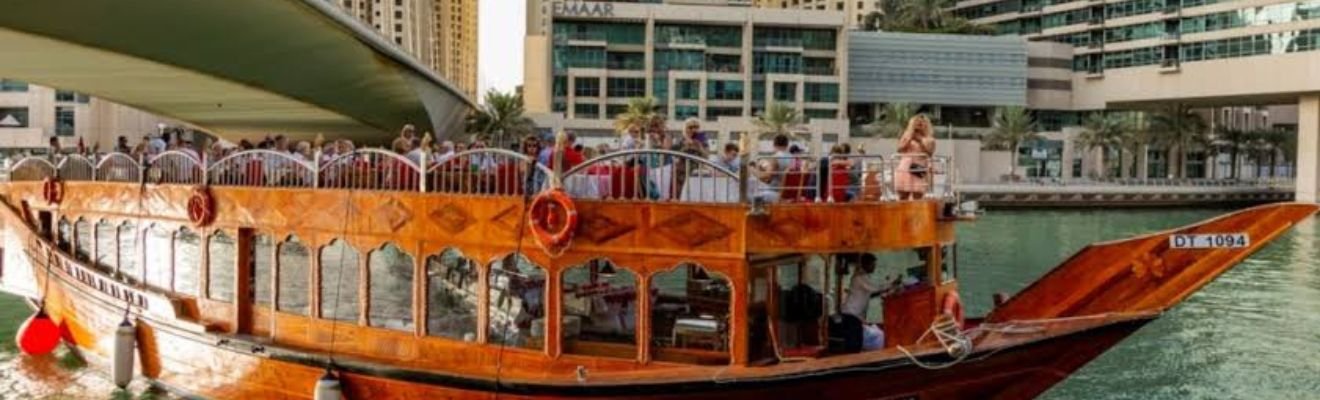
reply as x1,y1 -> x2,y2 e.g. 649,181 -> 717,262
748,134 -> 792,202
895,115 -> 936,201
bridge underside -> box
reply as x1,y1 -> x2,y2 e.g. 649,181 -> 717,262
0,0 -> 471,144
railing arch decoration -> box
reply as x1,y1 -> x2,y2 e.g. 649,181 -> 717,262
95,153 -> 142,183
319,148 -> 421,191
425,148 -> 553,196
146,151 -> 204,185
9,157 -> 57,182
207,150 -> 315,188
56,155 -> 97,181
562,149 -> 740,203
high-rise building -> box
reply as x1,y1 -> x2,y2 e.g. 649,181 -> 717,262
435,0 -> 479,98
332,0 -> 478,98
523,0 -> 850,148
334,0 -> 438,67
755,0 -> 883,27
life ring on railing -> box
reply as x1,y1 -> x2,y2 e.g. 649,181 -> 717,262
529,189 -> 578,255
187,186 -> 216,227
42,177 -> 63,205
942,291 -> 965,329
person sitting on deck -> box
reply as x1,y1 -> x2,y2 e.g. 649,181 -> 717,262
749,134 -> 792,202
713,142 -> 740,174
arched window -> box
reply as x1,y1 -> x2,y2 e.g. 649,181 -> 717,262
650,263 -> 731,365
208,231 -> 236,302
368,243 -> 414,331
562,259 -> 637,359
277,235 -> 311,315
117,221 -> 139,282
320,239 -> 360,323
426,249 -> 479,341
74,219 -> 92,262
56,218 -> 73,253
254,234 -> 274,307
173,228 -> 201,297
144,225 -> 172,290
487,253 -> 546,351
94,220 -> 116,272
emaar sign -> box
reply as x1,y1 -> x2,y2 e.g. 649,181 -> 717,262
552,1 -> 615,17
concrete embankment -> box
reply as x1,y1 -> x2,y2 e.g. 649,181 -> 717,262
958,184 -> 1294,208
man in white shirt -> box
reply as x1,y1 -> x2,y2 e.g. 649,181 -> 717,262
842,253 -> 883,321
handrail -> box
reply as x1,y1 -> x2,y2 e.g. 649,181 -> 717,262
207,150 -> 315,188
887,153 -> 952,200
319,148 -> 421,191
10,157 -> 56,182
563,149 -> 740,203
0,151 -> 983,205
146,150 -> 204,185
425,148 -> 553,196
56,155 -> 96,181
95,153 -> 142,183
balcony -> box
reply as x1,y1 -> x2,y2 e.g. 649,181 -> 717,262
1159,59 -> 1180,73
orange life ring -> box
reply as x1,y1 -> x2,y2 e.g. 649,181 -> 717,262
187,186 -> 216,227
529,189 -> 578,254
42,177 -> 63,205
942,291 -> 965,329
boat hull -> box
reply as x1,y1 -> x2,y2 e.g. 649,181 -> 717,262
20,262 -> 1150,400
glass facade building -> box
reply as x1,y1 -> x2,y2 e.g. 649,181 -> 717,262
543,5 -> 845,123
958,0 -> 1320,73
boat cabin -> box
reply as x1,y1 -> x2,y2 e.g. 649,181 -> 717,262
4,147 -> 960,375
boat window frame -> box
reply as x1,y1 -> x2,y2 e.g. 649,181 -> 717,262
648,262 -> 733,366
560,258 -> 641,360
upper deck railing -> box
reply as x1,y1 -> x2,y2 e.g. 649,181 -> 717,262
1,149 -> 960,205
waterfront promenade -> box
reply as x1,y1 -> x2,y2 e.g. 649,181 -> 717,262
958,179 -> 1295,208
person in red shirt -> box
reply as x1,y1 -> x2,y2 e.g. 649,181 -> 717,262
561,132 -> 585,171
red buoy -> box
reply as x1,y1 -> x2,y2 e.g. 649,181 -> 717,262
16,310 -> 61,356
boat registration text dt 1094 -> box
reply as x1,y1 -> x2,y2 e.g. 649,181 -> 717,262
1169,233 -> 1249,249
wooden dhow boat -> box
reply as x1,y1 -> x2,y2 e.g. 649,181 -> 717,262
0,147 -> 1314,399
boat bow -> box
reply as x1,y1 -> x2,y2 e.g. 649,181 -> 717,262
987,202 -> 1319,323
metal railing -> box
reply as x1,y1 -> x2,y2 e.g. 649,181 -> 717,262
886,153 -> 954,200
319,148 -> 420,191
747,155 -> 824,203
0,150 -> 966,205
146,151 -> 204,185
10,157 -> 56,182
563,150 -> 740,203
426,149 -> 552,196
207,150 -> 314,188
96,153 -> 141,183
817,154 -> 890,203
56,155 -> 96,181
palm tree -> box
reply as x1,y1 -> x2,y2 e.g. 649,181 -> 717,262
466,89 -> 534,148
1214,127 -> 1251,179
613,97 -> 663,135
860,0 -> 992,34
897,0 -> 956,31
753,102 -> 804,138
864,102 -> 917,138
1077,113 -> 1131,178
1251,129 -> 1290,178
1147,106 -> 1209,178
986,106 -> 1039,179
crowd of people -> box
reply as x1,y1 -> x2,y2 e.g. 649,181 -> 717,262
34,115 -> 941,200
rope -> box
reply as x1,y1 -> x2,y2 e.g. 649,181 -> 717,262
896,316 -> 973,370
494,157 -> 540,399
324,183 -> 357,373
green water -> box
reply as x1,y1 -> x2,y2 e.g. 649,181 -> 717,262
1,209 -> 1317,399
956,209 -> 1320,400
